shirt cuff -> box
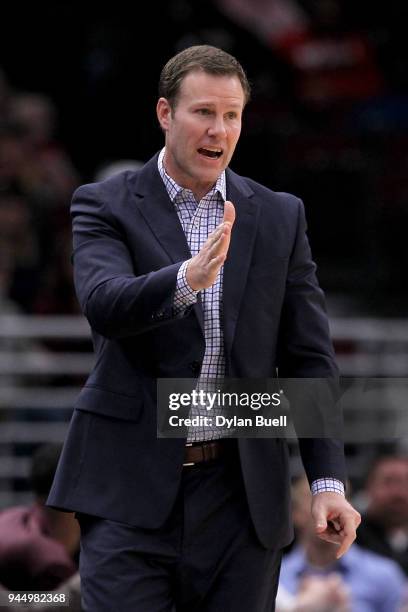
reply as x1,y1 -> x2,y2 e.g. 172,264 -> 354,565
173,261 -> 199,316
311,478 -> 345,496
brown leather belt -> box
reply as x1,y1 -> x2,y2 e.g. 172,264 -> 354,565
183,441 -> 224,467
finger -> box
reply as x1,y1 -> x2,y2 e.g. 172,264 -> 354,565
203,202 -> 234,251
316,530 -> 343,546
203,222 -> 230,252
205,232 -> 223,258
218,210 -> 234,255
207,227 -> 232,262
336,536 -> 353,558
336,527 -> 356,558
223,200 -> 236,226
314,513 -> 328,534
208,232 -> 229,259
207,253 -> 227,272
330,519 -> 342,532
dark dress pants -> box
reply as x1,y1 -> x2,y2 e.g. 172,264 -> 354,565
77,441 -> 282,612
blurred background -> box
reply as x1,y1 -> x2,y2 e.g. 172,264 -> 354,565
1,1 -> 408,607
1,1 -> 408,600
2,0 -> 408,311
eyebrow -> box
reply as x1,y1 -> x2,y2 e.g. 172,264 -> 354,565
191,101 -> 243,109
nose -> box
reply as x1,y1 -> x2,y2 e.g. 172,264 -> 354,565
207,116 -> 227,138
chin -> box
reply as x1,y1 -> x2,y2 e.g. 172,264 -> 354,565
196,172 -> 218,185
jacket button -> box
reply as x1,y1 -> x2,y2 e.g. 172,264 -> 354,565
189,361 -> 201,375
151,311 -> 164,321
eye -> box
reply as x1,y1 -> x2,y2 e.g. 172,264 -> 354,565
196,108 -> 212,115
226,111 -> 238,120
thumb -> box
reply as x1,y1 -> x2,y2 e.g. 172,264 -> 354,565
223,200 -> 236,226
314,513 -> 328,533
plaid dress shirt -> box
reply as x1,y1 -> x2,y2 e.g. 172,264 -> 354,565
158,148 -> 228,441
157,148 -> 344,495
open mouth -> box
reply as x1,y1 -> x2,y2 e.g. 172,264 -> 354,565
197,147 -> 223,159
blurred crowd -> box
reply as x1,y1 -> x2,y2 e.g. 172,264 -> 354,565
277,454 -> 408,611
0,73 -> 81,316
0,444 -> 81,611
0,73 -> 146,320
214,0 -> 408,307
1,0 -> 408,315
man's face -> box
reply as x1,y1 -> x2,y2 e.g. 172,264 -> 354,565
367,458 -> 408,527
156,70 -> 245,200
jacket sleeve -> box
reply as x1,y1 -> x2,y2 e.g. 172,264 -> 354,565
277,198 -> 338,378
71,183 -> 191,339
277,198 -> 347,486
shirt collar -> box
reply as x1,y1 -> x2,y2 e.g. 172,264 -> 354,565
158,147 -> 226,203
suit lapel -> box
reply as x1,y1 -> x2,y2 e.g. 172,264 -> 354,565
130,155 -> 204,332
128,157 -> 260,345
133,157 -> 192,263
223,170 -> 259,367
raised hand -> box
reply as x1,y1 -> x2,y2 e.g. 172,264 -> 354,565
186,200 -> 236,291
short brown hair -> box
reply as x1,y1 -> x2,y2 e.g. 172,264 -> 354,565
158,45 -> 251,108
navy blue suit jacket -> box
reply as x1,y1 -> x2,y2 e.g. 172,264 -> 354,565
48,153 -> 346,549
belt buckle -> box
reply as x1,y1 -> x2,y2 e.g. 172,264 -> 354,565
183,442 -> 195,467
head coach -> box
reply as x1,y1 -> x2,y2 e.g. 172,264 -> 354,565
47,45 -> 360,611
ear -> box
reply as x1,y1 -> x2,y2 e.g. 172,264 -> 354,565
156,97 -> 172,131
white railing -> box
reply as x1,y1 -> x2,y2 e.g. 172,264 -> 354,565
1,314 -> 408,507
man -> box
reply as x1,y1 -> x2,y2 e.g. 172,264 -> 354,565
48,45 -> 360,611
279,476 -> 406,612
356,454 -> 408,575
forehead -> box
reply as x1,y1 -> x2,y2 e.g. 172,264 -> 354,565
177,70 -> 245,107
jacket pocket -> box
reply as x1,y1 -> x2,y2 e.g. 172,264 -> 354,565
75,384 -> 144,421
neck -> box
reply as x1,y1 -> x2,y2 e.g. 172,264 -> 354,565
161,151 -> 219,202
